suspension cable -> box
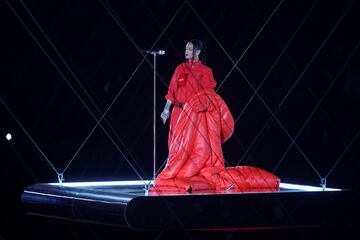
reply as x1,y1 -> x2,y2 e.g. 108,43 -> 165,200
64,0 -> 186,176
6,0 -> 147,182
17,0 -> 147,179
0,97 -> 58,175
326,129 -> 360,179
185,0 -> 286,155
235,0 -> 356,178
234,0 -> 319,165
273,37 -> 360,173
187,0 -> 321,178
234,0 -> 319,124
61,58 -> 147,177
214,0 -> 285,92
100,0 -> 186,87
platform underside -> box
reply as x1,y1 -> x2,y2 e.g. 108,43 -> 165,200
21,181 -> 359,230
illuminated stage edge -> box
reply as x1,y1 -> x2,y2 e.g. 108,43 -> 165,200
21,180 -> 359,230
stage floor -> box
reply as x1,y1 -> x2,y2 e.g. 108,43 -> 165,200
21,180 -> 359,230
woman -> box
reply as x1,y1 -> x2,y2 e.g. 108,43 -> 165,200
152,40 -> 280,193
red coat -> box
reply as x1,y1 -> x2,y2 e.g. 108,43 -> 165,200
165,61 -> 217,147
152,62 -> 280,194
165,61 -> 217,105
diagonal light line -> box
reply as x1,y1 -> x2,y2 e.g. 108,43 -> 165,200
186,0 -> 285,154
225,231 -> 234,240
62,57 -> 147,176
273,37 -> 360,173
326,128 -> 360,179
248,0 -> 360,170
100,0 -> 242,214
186,0 -> 321,177
101,0 -> 187,182
185,0 -> 309,190
276,0 -> 356,109
234,0 -> 319,124
164,2 -> 286,191
190,0 -> 355,179
23,0 -> 185,178
5,145 -> 85,240
82,0 -> 203,203
63,0 -> 184,173
100,0 -> 186,87
236,0 -> 318,165
141,1 -> 258,174
136,0 -> 278,191
187,0 -> 281,164
311,92 -> 360,167
238,1 -> 355,172
186,0 -> 283,126
2,105 -> 85,239
155,230 -> 164,240
167,100 -> 276,191
7,0 -> 146,182
143,0 -> 273,175
64,0 -> 186,175
17,0 -> 146,178
310,92 -> 360,167
235,0 -> 356,176
140,0 -> 189,60
237,109 -> 278,165
2,2 -> 63,175
301,76 -> 360,168
214,0 -> 285,92
141,0 -> 249,159
65,0 -> 186,172
166,62 -> 246,172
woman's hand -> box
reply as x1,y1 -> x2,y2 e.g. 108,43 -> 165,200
161,109 -> 170,124
160,100 -> 172,124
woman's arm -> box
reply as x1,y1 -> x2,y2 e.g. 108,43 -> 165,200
160,99 -> 172,124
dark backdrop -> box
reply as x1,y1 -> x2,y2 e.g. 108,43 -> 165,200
1,0 -> 359,239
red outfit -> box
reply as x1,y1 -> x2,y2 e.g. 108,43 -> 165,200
151,61 -> 280,194
165,61 -> 217,147
165,61 -> 217,105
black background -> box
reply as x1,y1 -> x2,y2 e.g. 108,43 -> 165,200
1,0 -> 360,239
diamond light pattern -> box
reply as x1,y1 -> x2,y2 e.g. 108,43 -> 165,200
1,0 -> 360,238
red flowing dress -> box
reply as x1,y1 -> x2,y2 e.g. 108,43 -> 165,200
151,61 -> 280,193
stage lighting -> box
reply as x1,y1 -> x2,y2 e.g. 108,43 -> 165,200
5,133 -> 12,141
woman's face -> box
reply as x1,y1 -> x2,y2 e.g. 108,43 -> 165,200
185,42 -> 199,61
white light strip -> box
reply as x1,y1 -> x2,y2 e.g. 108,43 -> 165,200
49,180 -> 153,187
280,183 -> 341,191
24,190 -> 129,204
49,181 -> 342,191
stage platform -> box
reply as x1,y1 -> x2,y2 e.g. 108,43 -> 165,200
21,180 -> 359,231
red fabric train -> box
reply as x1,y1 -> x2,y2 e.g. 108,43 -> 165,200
151,90 -> 280,194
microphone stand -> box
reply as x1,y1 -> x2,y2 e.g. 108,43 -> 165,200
143,49 -> 164,191
150,51 -> 160,184
153,52 -> 157,184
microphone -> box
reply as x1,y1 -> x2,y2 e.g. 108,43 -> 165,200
145,50 -> 165,55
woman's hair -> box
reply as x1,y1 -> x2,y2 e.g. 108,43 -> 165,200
189,39 -> 206,64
